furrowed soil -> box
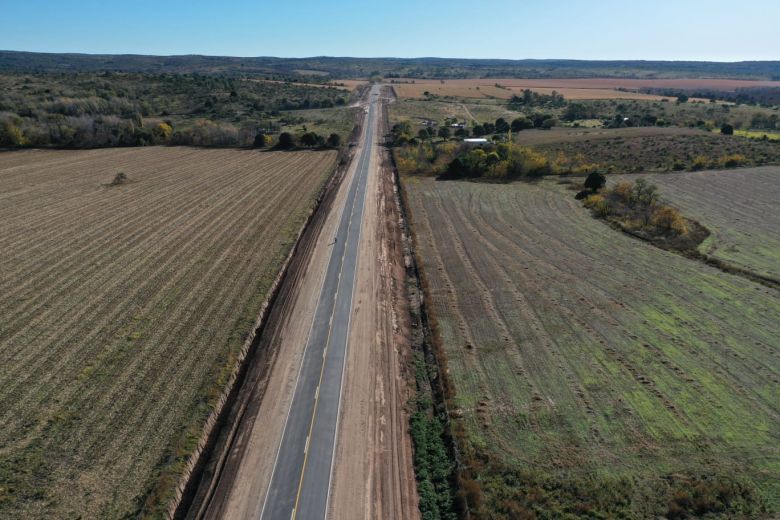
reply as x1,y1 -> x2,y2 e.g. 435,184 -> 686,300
390,78 -> 780,101
402,176 -> 780,517
0,147 -> 336,519
613,167 -> 780,283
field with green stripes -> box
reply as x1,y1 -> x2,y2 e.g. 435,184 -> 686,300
403,175 -> 780,518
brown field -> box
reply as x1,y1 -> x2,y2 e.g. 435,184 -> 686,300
332,79 -> 369,90
403,176 -> 780,517
0,147 -> 336,518
613,167 -> 780,281
390,77 -> 780,100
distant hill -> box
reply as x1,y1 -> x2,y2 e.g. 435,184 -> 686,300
1,50 -> 779,79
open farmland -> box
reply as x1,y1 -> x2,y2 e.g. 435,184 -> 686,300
0,147 -> 336,518
390,78 -> 780,101
613,167 -> 780,281
403,177 -> 780,518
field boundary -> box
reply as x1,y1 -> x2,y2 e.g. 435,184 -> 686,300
162,122 -> 363,519
607,219 -> 780,291
388,94 -> 467,517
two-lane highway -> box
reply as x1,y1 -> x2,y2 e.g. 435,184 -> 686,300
260,84 -> 380,520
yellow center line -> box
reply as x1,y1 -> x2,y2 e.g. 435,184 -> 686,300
290,114 -> 369,517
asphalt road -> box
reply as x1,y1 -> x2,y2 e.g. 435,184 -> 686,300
260,85 -> 380,520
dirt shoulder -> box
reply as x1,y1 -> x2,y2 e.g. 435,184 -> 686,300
327,89 -> 420,519
180,114 -> 364,519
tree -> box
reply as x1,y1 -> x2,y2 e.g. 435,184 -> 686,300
254,131 -> 269,147
418,128 -> 431,140
494,118 -> 510,133
584,171 -> 606,192
721,123 -> 734,135
454,127 -> 469,138
437,126 -> 450,139
300,132 -> 324,147
276,132 -> 295,149
472,124 -> 485,136
326,133 -> 341,148
510,117 -> 533,132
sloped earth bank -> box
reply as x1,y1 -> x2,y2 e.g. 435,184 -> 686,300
402,176 -> 780,518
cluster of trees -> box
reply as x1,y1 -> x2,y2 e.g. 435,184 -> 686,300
0,109 -> 343,150
389,115 -> 553,147
583,178 -> 689,235
0,112 -> 178,148
256,130 -> 341,150
395,141 -> 553,181
642,86 -> 780,107
509,89 -> 566,108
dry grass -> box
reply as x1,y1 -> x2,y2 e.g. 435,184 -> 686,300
0,147 -> 337,519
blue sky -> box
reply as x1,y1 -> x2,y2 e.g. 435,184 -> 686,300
1,0 -> 778,61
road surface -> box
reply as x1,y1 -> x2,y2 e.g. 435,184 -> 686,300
259,85 -> 380,520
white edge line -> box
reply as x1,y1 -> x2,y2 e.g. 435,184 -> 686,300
323,87 -> 377,519
258,100 -> 366,520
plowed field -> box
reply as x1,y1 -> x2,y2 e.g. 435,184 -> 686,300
0,147 -> 336,518
403,177 -> 780,516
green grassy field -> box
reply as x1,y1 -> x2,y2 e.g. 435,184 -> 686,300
403,176 -> 780,518
278,105 -> 359,138
388,97 -> 522,127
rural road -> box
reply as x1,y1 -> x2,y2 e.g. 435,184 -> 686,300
260,84 -> 381,520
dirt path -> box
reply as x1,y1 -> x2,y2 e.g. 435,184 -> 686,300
327,88 -> 419,519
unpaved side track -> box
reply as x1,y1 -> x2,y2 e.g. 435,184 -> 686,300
327,87 -> 420,519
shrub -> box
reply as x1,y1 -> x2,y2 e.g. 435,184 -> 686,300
152,122 -> 173,142
690,155 -> 709,171
652,206 -> 688,234
583,193 -> 604,208
718,153 -> 746,168
253,131 -> 270,148
110,172 -> 128,186
721,123 -> 734,135
326,133 -> 341,148
612,181 -> 634,204
0,119 -> 26,146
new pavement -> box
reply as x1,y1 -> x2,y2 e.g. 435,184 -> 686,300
259,85 -> 380,520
